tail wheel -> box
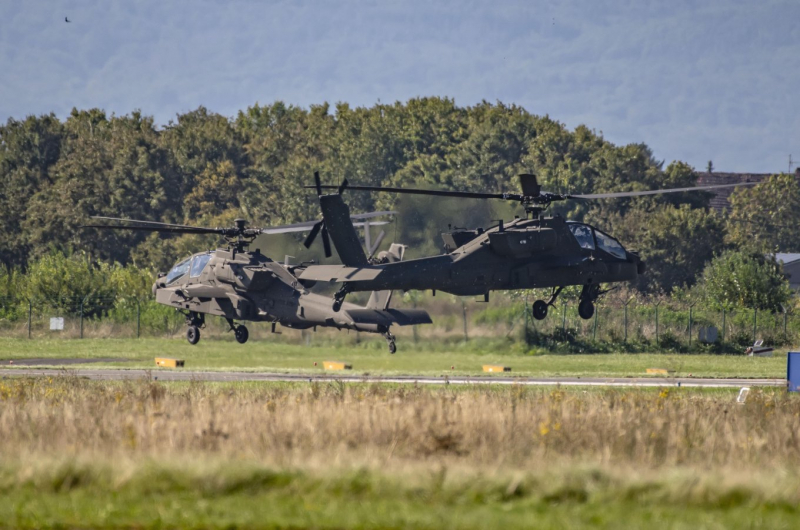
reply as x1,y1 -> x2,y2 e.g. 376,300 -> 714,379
578,299 -> 595,320
186,325 -> 201,345
388,341 -> 397,354
234,325 -> 249,344
532,300 -> 548,320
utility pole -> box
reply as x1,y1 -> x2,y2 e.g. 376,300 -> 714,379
789,154 -> 795,174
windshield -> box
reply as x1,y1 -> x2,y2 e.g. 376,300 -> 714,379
595,230 -> 627,259
568,224 -> 595,250
190,253 -> 213,278
166,258 -> 191,284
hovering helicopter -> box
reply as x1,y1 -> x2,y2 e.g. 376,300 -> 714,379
301,173 -> 756,321
84,204 -> 431,353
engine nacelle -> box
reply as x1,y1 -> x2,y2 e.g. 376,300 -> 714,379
488,229 -> 557,258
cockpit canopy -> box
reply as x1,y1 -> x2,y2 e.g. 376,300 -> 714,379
166,252 -> 214,284
567,223 -> 627,259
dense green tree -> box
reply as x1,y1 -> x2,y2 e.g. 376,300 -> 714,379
0,114 -> 63,271
160,107 -> 246,220
24,109 -> 175,264
697,250 -> 792,311
236,102 -> 330,224
440,101 -> 537,192
726,173 -> 800,253
0,99 -> 736,297
623,204 -> 726,292
21,251 -> 115,308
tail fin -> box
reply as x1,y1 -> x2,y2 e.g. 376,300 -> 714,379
366,243 -> 406,310
319,194 -> 369,267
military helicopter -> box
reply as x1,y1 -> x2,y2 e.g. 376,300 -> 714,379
301,173 -> 756,321
84,203 -> 431,353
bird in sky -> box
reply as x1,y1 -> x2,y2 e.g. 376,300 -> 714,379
65,16 -> 71,23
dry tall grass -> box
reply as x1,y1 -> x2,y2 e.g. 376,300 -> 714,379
1,377 -> 798,472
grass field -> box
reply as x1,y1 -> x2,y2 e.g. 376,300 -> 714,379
0,337 -> 789,378
0,338 -> 795,528
1,378 -> 800,528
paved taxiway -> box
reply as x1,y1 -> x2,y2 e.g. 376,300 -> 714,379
0,367 -> 785,388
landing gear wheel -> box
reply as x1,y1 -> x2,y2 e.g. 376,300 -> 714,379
578,299 -> 595,320
234,325 -> 249,344
332,285 -> 350,313
383,331 -> 397,354
186,325 -> 200,345
532,300 -> 548,320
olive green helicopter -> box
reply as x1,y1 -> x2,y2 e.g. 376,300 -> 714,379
84,191 -> 431,353
301,173 -> 755,321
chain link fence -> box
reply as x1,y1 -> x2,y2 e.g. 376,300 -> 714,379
0,293 -> 796,352
0,295 -> 186,339
522,297 -> 794,352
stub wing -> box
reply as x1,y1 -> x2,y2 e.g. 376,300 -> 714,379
345,308 -> 432,327
298,265 -> 382,283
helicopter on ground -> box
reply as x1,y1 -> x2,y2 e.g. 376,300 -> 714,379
301,173 -> 756,320
84,204 -> 431,353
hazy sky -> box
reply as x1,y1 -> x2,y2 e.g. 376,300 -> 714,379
1,0 -> 798,173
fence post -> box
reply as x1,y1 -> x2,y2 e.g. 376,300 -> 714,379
524,295 -> 529,333
688,303 -> 695,349
721,309 -> 726,344
80,296 -> 86,339
784,307 -> 788,343
28,299 -> 32,339
137,299 -> 141,339
753,308 -> 757,344
654,301 -> 661,347
411,298 -> 418,344
623,300 -> 630,342
561,303 -> 567,334
461,299 -> 468,342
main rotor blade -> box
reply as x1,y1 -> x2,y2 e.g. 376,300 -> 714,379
572,181 -> 760,200
347,210 -> 396,220
260,211 -> 395,235
82,224 -> 220,235
352,221 -> 388,229
263,220 -> 389,235
308,185 -> 508,200
89,216 -> 213,231
321,225 -> 332,258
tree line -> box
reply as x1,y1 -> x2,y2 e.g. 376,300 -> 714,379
1,98 -> 798,310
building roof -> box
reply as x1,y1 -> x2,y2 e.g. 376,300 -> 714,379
775,253 -> 800,265
696,172 -> 773,212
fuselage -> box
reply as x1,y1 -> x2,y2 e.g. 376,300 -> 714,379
298,216 -> 644,296
153,248 -> 384,333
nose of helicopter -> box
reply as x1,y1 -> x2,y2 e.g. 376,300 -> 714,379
152,273 -> 166,296
627,251 -> 646,275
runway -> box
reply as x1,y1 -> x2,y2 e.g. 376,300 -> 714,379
0,367 -> 786,388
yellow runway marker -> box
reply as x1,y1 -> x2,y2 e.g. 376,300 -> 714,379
483,365 -> 511,373
324,361 -> 352,370
155,358 -> 185,368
